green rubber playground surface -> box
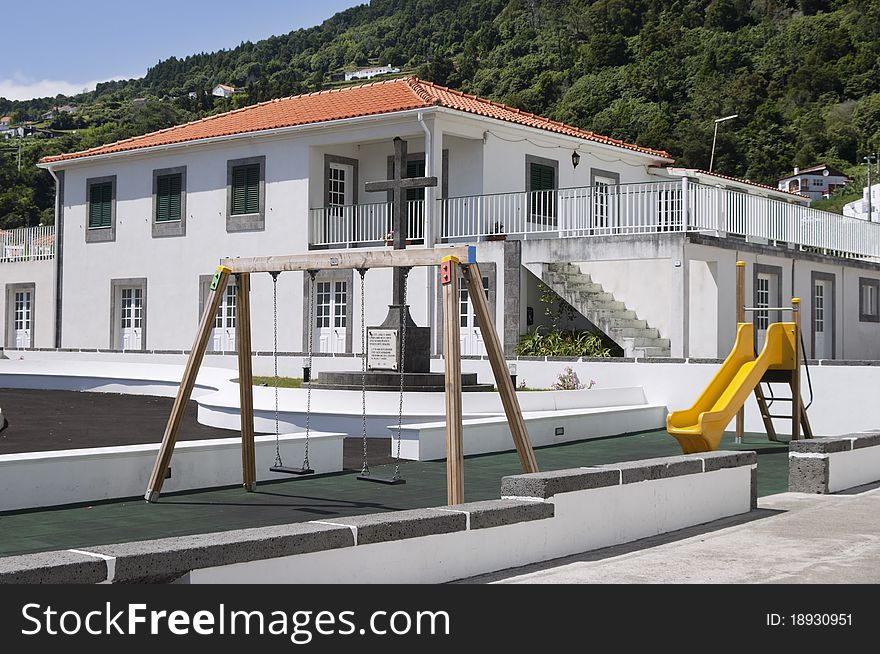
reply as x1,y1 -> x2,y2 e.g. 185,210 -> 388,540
0,430 -> 788,558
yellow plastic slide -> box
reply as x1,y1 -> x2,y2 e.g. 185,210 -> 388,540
667,321 -> 797,454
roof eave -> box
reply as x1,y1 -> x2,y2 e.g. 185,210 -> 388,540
432,106 -> 673,163
38,106 -> 439,169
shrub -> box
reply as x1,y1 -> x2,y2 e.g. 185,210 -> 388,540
551,367 -> 596,390
514,328 -> 612,357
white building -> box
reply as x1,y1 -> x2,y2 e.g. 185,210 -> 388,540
843,183 -> 880,223
344,65 -> 400,82
5,78 -> 880,362
777,164 -> 850,202
212,84 -> 236,99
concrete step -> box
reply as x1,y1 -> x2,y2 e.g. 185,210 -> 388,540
635,346 -> 672,358
548,273 -> 594,286
565,281 -> 604,293
604,317 -> 647,329
630,337 -> 671,348
578,299 -> 626,312
574,290 -> 614,303
590,309 -> 638,321
617,327 -> 660,339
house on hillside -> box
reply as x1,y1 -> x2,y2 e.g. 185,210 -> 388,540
0,117 -> 11,139
344,65 -> 400,81
11,77 -> 880,360
843,183 -> 880,223
778,164 -> 850,202
212,84 -> 236,98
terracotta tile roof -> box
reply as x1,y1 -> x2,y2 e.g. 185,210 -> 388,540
41,77 -> 672,164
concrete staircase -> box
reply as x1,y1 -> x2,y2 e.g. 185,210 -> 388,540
543,262 -> 671,358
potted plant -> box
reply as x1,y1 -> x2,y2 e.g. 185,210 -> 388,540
486,221 -> 507,241
384,230 -> 418,246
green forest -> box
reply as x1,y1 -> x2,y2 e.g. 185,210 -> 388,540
2,0 -> 879,229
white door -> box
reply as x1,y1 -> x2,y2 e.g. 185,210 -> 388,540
814,279 -> 832,359
326,163 -> 354,244
460,276 -> 489,356
592,174 -> 617,232
119,287 -> 143,350
211,284 -> 236,351
754,273 -> 778,348
314,281 -> 347,353
13,290 -> 32,348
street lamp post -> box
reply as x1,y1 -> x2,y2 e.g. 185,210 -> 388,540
709,114 -> 738,173
863,153 -> 877,222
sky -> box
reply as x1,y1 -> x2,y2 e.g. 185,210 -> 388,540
0,0 -> 363,100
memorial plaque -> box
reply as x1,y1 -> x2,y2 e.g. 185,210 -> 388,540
368,328 -> 399,370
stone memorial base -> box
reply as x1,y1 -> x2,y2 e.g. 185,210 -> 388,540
311,371 -> 492,392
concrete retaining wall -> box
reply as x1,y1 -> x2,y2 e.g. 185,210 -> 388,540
789,430 -> 880,494
0,451 -> 756,584
7,350 -> 880,437
397,403 -> 665,461
0,432 -> 344,513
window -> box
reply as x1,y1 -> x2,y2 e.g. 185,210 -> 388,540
153,167 -> 186,237
756,276 -> 770,330
86,176 -> 116,242
231,164 -> 260,215
528,160 -> 556,222
226,156 -> 265,232
89,182 -> 112,229
333,281 -> 347,328
316,282 -> 331,328
215,284 -> 236,330
814,283 -> 824,334
155,173 -> 182,222
860,278 -> 879,323
328,166 -> 346,213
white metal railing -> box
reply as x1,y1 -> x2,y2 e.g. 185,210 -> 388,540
442,181 -> 686,239
0,225 -> 55,263
307,181 -> 880,260
308,200 -> 425,247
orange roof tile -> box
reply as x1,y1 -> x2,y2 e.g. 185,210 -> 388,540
41,77 -> 672,164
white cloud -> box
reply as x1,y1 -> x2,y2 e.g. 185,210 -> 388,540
0,74 -> 134,101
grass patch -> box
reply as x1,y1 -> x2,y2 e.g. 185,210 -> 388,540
232,376 -> 303,388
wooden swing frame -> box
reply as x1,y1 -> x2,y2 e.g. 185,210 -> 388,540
144,245 -> 539,505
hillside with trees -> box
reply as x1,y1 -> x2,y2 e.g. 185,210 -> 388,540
2,0 -> 878,229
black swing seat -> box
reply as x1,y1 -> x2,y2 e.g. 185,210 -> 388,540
357,473 -> 406,485
269,466 -> 315,476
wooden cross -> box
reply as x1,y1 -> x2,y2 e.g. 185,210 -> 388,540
365,137 -> 438,304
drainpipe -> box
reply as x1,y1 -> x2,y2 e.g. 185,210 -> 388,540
47,166 -> 63,349
418,112 -> 439,355
418,112 -> 434,247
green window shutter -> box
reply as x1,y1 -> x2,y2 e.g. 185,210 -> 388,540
405,159 -> 426,202
529,163 -> 556,220
530,163 -> 555,191
232,164 -> 260,215
156,174 -> 182,222
89,182 -> 112,228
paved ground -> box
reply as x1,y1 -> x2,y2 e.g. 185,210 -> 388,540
462,484 -> 880,584
0,388 -> 231,453
0,388 -> 397,467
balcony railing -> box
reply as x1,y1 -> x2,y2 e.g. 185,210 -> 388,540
308,200 -> 425,248
308,181 -> 880,260
0,225 -> 55,263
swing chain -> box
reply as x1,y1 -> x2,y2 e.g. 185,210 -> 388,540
270,271 -> 282,468
394,267 -> 410,481
358,268 -> 369,477
303,269 -> 317,471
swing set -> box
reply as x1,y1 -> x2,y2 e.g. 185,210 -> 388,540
144,246 -> 539,506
